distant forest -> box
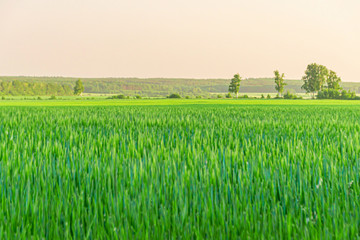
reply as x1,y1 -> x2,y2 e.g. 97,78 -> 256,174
1,76 -> 360,97
0,80 -> 73,96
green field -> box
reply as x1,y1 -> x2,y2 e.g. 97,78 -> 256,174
1,99 -> 360,239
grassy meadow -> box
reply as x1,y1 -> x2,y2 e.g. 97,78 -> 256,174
1,99 -> 360,238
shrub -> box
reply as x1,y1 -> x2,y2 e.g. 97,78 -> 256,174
136,95 -> 142,99
267,94 -> 271,99
283,91 -> 300,99
217,95 -> 223,99
109,94 -> 126,99
340,90 -> 356,100
50,95 -> 56,100
317,89 -> 356,100
168,93 -> 181,99
317,89 -> 341,99
225,93 -> 232,98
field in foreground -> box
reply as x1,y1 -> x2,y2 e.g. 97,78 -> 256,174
1,100 -> 360,239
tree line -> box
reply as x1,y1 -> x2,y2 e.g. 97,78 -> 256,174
229,63 -> 358,99
0,80 -> 74,96
0,79 -> 85,97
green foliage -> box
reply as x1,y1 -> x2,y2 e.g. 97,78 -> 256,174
0,80 -> 73,96
74,79 -> 84,95
261,94 -> 265,99
283,91 -> 301,99
2,76 -> 360,97
185,96 -> 190,99
301,64 -> 353,100
327,70 -> 342,90
225,93 -> 232,98
315,70 -> 358,100
109,94 -> 126,99
168,93 -> 181,98
228,74 -> 242,98
50,95 -> 56,100
217,94 -> 222,98
274,70 -> 287,96
267,94 -> 271,99
301,63 -> 329,96
135,95 -> 142,99
340,90 -> 357,100
317,89 -> 341,99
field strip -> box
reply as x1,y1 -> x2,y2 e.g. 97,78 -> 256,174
1,99 -> 360,106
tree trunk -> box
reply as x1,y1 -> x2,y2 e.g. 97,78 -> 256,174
236,92 -> 238,98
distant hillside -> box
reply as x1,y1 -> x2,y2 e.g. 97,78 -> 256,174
1,76 -> 360,97
0,79 -> 73,96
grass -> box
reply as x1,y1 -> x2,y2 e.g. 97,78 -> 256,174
1,100 -> 360,238
1,98 -> 360,106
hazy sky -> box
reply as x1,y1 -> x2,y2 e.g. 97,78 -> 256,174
1,0 -> 359,81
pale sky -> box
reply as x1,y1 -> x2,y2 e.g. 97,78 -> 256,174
1,0 -> 359,81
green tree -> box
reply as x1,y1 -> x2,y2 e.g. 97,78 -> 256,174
301,63 -> 329,98
327,70 -> 342,90
229,74 -> 242,98
74,79 -> 84,96
274,70 -> 286,97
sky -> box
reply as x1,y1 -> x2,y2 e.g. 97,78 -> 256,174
0,0 -> 359,81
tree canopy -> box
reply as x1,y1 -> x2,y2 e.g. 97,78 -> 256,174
274,70 -> 286,97
0,80 -> 73,96
327,70 -> 341,90
229,74 -> 242,98
74,79 -> 84,96
301,63 -> 329,97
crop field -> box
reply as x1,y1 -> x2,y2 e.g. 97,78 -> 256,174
1,99 -> 360,239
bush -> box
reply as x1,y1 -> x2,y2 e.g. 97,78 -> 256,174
37,97 -> 42,100
185,96 -> 190,99
109,94 -> 126,99
136,95 -> 142,99
225,93 -> 232,98
1,96 -> 5,100
317,89 -> 356,100
267,94 -> 271,99
50,95 -> 56,100
283,91 -> 300,99
196,96 -> 202,99
340,90 -> 356,100
168,93 -> 181,99
317,89 -> 341,99
217,95 -> 222,98
261,94 -> 265,99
